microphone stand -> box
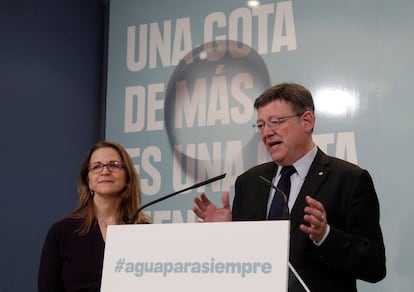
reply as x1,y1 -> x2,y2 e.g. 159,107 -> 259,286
258,176 -> 289,220
289,262 -> 311,292
126,173 -> 226,224
259,176 -> 311,292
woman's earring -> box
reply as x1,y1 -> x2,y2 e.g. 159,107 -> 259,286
89,190 -> 94,197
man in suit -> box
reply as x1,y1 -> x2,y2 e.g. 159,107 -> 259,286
193,83 -> 386,292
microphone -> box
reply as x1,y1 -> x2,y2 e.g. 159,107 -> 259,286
258,175 -> 289,220
126,173 -> 227,224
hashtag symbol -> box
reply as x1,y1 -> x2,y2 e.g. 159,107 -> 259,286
115,258 -> 125,272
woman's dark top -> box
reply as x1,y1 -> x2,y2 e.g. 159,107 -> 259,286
38,217 -> 104,292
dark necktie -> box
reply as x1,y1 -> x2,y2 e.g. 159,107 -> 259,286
268,165 -> 296,220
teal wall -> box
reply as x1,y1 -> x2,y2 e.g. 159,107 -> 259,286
106,1 -> 414,291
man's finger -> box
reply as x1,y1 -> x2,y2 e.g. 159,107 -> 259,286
222,192 -> 230,209
200,193 -> 212,205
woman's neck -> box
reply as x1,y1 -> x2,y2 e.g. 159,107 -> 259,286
94,195 -> 121,224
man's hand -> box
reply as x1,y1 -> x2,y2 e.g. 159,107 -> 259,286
192,192 -> 232,222
299,196 -> 329,243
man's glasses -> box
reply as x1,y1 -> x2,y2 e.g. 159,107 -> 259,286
252,113 -> 303,134
88,161 -> 125,173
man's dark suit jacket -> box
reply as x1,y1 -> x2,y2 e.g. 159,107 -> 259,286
232,148 -> 386,292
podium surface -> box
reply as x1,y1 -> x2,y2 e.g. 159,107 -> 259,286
101,221 -> 289,292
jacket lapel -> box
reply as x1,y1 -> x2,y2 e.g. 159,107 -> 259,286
290,149 -> 330,231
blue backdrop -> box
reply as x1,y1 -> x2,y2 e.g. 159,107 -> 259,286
0,0 -> 106,291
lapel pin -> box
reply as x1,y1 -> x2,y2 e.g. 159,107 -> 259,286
318,171 -> 323,176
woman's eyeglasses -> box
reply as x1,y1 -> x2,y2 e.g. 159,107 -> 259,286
88,161 -> 125,173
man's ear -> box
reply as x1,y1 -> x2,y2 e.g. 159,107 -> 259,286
301,111 -> 315,133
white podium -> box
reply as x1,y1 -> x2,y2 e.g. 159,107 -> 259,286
101,221 -> 289,292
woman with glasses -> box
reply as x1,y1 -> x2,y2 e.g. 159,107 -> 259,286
38,141 -> 150,292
